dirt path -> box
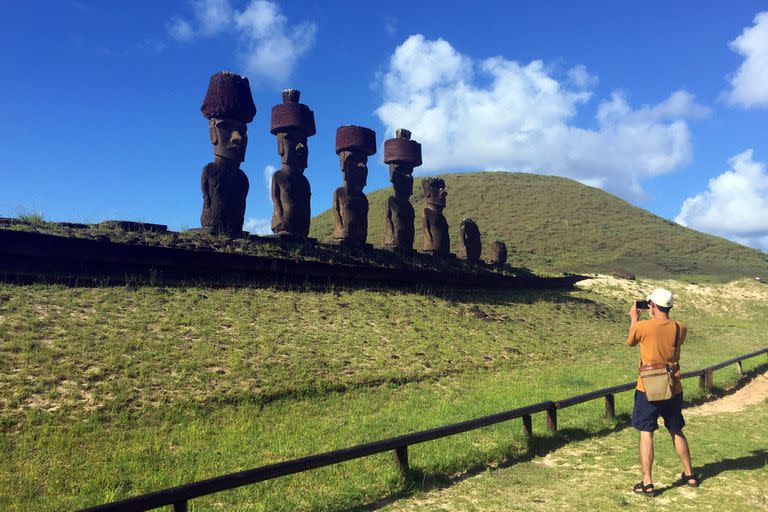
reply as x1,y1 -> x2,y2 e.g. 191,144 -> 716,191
533,372 -> 768,470
385,373 -> 768,511
687,371 -> 768,416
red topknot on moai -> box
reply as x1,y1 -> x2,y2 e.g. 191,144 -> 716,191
199,71 -> 256,237
269,89 -> 316,238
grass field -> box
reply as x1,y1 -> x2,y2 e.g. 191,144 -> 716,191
1,276 -> 766,511
310,172 -> 768,281
383,382 -> 768,511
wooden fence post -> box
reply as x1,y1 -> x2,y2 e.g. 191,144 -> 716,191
604,394 -> 615,418
705,369 -> 714,391
699,373 -> 706,392
736,360 -> 743,377
394,446 -> 409,476
522,414 -> 532,438
546,406 -> 557,431
172,501 -> 188,512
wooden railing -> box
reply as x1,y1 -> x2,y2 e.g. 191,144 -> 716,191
79,347 -> 768,512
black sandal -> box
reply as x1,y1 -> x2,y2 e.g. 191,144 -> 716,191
633,482 -> 656,496
678,472 -> 700,487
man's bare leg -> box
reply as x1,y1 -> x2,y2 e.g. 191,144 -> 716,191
669,431 -> 694,479
640,431 -> 654,485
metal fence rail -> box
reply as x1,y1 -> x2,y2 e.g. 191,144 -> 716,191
80,347 -> 768,512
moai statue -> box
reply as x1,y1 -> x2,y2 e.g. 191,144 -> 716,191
458,218 -> 482,261
199,71 -> 256,237
332,125 -> 376,247
420,178 -> 450,255
269,89 -> 316,237
487,240 -> 508,268
383,129 -> 422,253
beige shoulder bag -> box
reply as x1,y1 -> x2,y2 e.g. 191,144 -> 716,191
638,322 -> 680,402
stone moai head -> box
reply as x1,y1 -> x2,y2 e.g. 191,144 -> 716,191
391,171 -> 414,199
270,89 -> 316,174
487,240 -> 508,267
336,125 -> 376,194
384,128 -> 422,180
422,177 -> 447,210
458,218 -> 482,261
201,71 -> 257,164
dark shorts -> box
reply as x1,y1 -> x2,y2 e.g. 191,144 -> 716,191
632,390 -> 685,433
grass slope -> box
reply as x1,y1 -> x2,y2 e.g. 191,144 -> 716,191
309,172 -> 768,280
1,278 -> 767,510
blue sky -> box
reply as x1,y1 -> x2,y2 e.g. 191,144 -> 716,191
2,1 -> 767,251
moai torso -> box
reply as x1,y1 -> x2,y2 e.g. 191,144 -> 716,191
487,240 -> 508,267
332,185 -> 369,244
422,206 -> 450,255
201,161 -> 249,236
271,170 -> 311,236
458,218 -> 482,261
420,177 -> 449,255
384,196 -> 415,250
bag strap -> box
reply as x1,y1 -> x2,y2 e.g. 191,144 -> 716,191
670,321 -> 680,365
673,321 -> 680,351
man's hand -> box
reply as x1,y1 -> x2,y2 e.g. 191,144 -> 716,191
628,302 -> 641,323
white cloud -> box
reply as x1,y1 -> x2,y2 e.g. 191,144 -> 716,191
167,0 -> 231,41
168,17 -> 195,41
384,16 -> 398,36
724,12 -> 768,108
167,0 -> 316,83
567,64 -> 598,89
382,36 -> 472,101
244,217 -> 272,235
241,165 -> 276,236
676,150 -> 768,251
263,164 -> 276,197
235,1 -> 317,83
235,0 -> 282,37
375,35 -> 709,198
194,0 -> 233,36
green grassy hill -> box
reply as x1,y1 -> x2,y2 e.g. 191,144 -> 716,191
2,278 -> 767,510
310,172 -> 768,280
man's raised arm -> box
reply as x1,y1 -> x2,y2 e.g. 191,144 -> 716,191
627,302 -> 640,346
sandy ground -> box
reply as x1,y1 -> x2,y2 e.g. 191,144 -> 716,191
576,275 -> 768,318
687,371 -> 768,416
577,274 -> 768,301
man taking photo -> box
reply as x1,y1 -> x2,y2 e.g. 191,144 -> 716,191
627,288 -> 700,496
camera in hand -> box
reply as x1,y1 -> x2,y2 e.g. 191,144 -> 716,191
635,300 -> 649,310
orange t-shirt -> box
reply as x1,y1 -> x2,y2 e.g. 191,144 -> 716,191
627,319 -> 687,393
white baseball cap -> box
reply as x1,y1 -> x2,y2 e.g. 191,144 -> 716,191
647,288 -> 674,308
